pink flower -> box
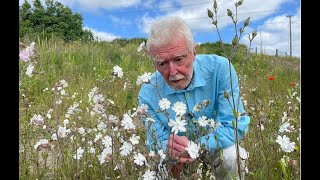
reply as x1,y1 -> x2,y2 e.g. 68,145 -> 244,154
19,49 -> 30,62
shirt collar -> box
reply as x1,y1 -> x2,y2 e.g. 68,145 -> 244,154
163,60 -> 206,95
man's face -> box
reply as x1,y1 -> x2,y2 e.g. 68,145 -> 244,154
150,37 -> 196,90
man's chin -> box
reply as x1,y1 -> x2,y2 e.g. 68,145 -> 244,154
168,81 -> 189,90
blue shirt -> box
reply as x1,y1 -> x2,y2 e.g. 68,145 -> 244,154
138,54 -> 250,152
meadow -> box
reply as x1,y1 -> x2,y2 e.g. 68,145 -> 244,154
19,35 -> 300,179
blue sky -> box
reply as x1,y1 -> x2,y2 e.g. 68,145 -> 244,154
19,0 -> 301,57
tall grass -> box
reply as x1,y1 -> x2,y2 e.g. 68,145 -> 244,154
19,36 -> 300,179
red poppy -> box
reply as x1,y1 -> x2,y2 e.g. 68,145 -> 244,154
290,82 -> 296,87
268,75 -> 275,81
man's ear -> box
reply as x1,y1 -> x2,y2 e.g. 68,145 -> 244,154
193,44 -> 198,57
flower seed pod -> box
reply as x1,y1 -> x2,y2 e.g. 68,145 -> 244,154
227,9 -> 233,17
232,35 -> 238,46
214,0 -> 218,10
207,9 -> 213,18
224,89 -> 230,99
244,17 -> 250,27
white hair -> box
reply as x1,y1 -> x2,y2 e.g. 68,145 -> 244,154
146,16 -> 195,57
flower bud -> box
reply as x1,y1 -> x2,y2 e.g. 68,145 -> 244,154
227,9 -> 233,17
207,9 -> 213,18
214,0 -> 218,10
224,89 -> 230,99
238,0 -> 244,6
252,30 -> 257,39
232,35 -> 238,46
212,20 -> 217,25
244,17 -> 250,27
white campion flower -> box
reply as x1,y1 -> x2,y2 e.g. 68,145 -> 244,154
276,135 -> 296,153
129,134 -> 140,145
279,121 -> 294,133
112,65 -> 123,78
136,104 -> 148,116
60,79 -> 68,88
172,101 -> 187,116
281,112 -> 287,123
157,150 -> 166,160
121,113 -> 135,130
168,116 -> 187,134
186,140 -> 200,159
149,151 -> 155,157
208,118 -> 215,128
51,133 -> 58,141
88,87 -> 98,102
34,139 -> 49,149
94,132 -> 103,142
143,169 -> 156,180
108,114 -> 118,123
158,98 -> 171,111
58,126 -> 70,138
98,146 -> 112,164
78,127 -> 85,135
136,72 -> 152,85
134,153 -> 146,166
198,116 -> 208,127
73,147 -> 85,160
26,64 -> 34,77
93,94 -> 104,104
29,114 -> 44,125
137,41 -> 145,52
102,135 -> 112,147
97,121 -> 107,132
120,142 -> 133,156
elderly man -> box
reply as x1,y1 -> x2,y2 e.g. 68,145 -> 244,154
138,16 -> 250,179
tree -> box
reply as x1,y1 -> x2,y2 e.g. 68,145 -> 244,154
19,0 -> 94,42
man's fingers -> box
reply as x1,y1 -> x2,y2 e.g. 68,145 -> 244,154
167,139 -> 186,152
178,157 -> 195,164
169,134 -> 189,147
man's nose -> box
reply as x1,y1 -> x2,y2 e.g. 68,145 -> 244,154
169,61 -> 178,76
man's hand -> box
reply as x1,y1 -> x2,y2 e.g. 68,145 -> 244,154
167,134 -> 195,164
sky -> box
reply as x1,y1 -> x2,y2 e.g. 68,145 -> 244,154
19,0 -> 301,57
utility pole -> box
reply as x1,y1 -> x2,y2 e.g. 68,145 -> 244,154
286,15 -> 292,58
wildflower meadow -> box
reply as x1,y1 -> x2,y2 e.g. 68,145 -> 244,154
19,1 -> 300,179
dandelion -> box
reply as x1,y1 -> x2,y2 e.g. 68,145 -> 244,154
276,135 -> 295,153
186,140 -> 200,159
134,152 -> 146,166
158,98 -> 171,111
168,116 -> 187,134
172,101 -> 187,116
143,169 -> 156,180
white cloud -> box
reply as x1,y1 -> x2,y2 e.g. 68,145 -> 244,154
76,0 -> 141,11
109,15 -> 132,26
84,27 -> 120,42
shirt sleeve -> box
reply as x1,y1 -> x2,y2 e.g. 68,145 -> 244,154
138,88 -> 169,152
200,60 -> 250,150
